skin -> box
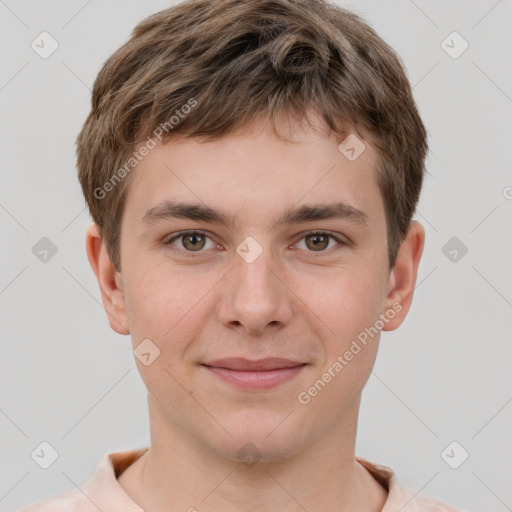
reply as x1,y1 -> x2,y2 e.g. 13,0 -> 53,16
86,111 -> 424,512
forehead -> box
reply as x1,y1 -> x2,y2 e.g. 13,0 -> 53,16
122,114 -> 385,231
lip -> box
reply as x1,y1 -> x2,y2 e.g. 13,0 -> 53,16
203,357 -> 304,371
201,358 -> 306,391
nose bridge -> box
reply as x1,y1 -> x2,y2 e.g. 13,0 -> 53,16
218,236 -> 291,333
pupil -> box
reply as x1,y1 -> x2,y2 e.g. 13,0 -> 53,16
309,234 -> 328,250
185,233 -> 204,250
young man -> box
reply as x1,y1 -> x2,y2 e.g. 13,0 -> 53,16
21,0 -> 466,510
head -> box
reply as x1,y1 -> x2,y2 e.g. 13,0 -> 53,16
80,0 -> 427,463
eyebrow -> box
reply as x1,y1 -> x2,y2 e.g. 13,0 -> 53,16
141,200 -> 369,229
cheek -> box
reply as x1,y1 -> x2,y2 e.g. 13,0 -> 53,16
302,264 -> 386,343
124,259 -> 219,351
298,269 -> 385,414
122,266 -> 198,404
123,260 -> 183,343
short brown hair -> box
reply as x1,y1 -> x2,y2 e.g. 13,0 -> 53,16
76,0 -> 428,272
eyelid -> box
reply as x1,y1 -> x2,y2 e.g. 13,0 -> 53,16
291,230 -> 349,254
292,229 -> 350,245
164,229 -> 349,256
164,230 -> 221,257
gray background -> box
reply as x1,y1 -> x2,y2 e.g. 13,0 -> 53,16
1,1 -> 511,511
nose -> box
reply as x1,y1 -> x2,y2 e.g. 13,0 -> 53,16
217,242 -> 293,336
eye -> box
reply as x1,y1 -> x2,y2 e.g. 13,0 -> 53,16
164,230 -> 347,257
165,231 -> 218,254
294,231 -> 345,253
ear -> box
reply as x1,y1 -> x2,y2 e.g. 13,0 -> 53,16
381,221 -> 425,331
85,223 -> 130,335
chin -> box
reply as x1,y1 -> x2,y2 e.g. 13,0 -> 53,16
209,419 -> 307,465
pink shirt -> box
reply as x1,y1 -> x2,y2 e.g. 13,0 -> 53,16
20,447 -> 466,511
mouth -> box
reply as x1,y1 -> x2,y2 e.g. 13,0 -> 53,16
201,358 -> 307,391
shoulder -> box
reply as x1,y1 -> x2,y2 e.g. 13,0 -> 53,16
18,487 -> 94,512
18,447 -> 149,512
395,485 -> 469,511
356,456 -> 467,512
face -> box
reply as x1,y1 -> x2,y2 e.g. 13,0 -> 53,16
90,112 -> 421,464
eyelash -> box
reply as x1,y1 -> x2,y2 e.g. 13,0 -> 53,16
163,230 -> 347,258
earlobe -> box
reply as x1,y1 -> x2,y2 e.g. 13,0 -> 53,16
381,221 -> 425,331
85,223 -> 130,335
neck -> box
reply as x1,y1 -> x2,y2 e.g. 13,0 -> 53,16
118,395 -> 388,512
